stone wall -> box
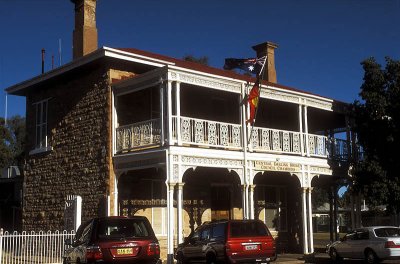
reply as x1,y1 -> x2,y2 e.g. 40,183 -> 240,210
23,66 -> 112,231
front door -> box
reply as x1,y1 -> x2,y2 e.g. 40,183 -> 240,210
211,186 -> 231,220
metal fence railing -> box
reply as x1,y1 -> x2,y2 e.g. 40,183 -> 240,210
0,229 -> 75,264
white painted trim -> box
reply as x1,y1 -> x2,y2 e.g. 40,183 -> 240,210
104,47 -> 175,66
29,146 -> 53,155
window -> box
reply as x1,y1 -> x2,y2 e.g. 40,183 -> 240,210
31,99 -> 50,153
75,220 -> 92,245
97,218 -> 151,240
201,227 -> 211,241
230,221 -> 270,238
375,228 -> 400,237
211,223 -> 226,240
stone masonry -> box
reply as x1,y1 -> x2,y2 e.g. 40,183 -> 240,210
23,65 -> 114,231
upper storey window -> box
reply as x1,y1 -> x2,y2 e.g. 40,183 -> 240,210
30,99 -> 51,154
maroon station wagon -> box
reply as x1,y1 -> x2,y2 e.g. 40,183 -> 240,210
175,219 -> 276,264
63,216 -> 161,264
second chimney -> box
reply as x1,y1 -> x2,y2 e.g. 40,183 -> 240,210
252,41 -> 278,83
71,0 -> 98,59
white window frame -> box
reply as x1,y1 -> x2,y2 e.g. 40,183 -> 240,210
29,99 -> 52,155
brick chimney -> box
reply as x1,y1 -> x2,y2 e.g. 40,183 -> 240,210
71,0 -> 98,59
252,41 -> 278,83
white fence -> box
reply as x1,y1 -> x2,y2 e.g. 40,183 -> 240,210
0,229 -> 75,264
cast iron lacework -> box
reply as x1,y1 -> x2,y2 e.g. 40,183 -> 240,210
293,134 -> 300,153
208,122 -> 217,145
194,120 -> 204,143
116,119 -> 161,152
272,130 -> 281,151
282,131 -> 290,152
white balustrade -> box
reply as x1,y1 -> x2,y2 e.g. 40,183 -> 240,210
116,116 -> 347,160
116,119 -> 161,152
307,134 -> 328,157
251,127 -> 305,155
172,116 -> 242,150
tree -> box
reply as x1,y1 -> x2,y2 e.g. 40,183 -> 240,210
0,115 -> 26,169
182,55 -> 209,65
0,117 -> 13,168
351,57 -> 400,213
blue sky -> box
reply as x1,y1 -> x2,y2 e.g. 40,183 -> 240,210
1,0 -> 399,118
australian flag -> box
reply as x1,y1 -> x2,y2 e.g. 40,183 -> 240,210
223,56 -> 266,75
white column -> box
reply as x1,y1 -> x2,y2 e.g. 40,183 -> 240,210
166,182 -> 175,263
167,81 -> 173,145
175,82 -> 182,145
242,184 -> 247,219
160,83 -> 164,146
114,176 -> 119,216
112,88 -> 117,154
307,187 -> 314,253
298,103 -> 304,156
302,187 -> 309,254
304,105 -> 310,157
177,183 -> 184,244
249,184 -> 255,219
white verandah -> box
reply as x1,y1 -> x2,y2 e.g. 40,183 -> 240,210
111,66 -> 352,261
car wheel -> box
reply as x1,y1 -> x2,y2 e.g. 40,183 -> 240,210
206,253 -> 217,264
329,248 -> 342,263
176,252 -> 187,264
365,250 -> 379,264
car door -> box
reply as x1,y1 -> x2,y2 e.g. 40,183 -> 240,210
351,230 -> 370,259
209,223 -> 226,260
336,232 -> 357,258
182,228 -> 203,261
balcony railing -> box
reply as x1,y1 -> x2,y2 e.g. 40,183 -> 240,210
115,116 -> 349,160
116,119 -> 161,152
251,127 -> 303,155
172,116 -> 242,150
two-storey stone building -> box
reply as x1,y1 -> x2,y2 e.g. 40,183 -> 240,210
5,0 -> 354,260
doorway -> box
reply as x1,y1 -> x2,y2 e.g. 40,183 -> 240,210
211,185 -> 231,220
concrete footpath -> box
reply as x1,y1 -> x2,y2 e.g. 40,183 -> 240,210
275,253 -> 331,263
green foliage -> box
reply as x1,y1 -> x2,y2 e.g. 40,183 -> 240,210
0,117 -> 12,168
0,115 -> 26,169
182,55 -> 209,66
351,57 -> 400,213
312,187 -> 329,209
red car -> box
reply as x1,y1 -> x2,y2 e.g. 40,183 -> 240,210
175,219 -> 276,264
63,216 -> 161,264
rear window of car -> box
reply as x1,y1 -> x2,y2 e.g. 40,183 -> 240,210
374,227 -> 400,237
230,221 -> 271,238
96,218 -> 152,240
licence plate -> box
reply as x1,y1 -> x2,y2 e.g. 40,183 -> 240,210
245,245 -> 258,250
117,248 -> 133,255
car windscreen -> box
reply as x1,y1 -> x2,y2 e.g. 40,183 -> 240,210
96,218 -> 152,240
230,221 -> 271,238
374,227 -> 400,237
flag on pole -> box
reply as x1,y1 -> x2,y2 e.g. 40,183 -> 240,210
247,77 -> 260,124
223,56 -> 266,75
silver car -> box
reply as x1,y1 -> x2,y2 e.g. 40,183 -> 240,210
327,226 -> 400,263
